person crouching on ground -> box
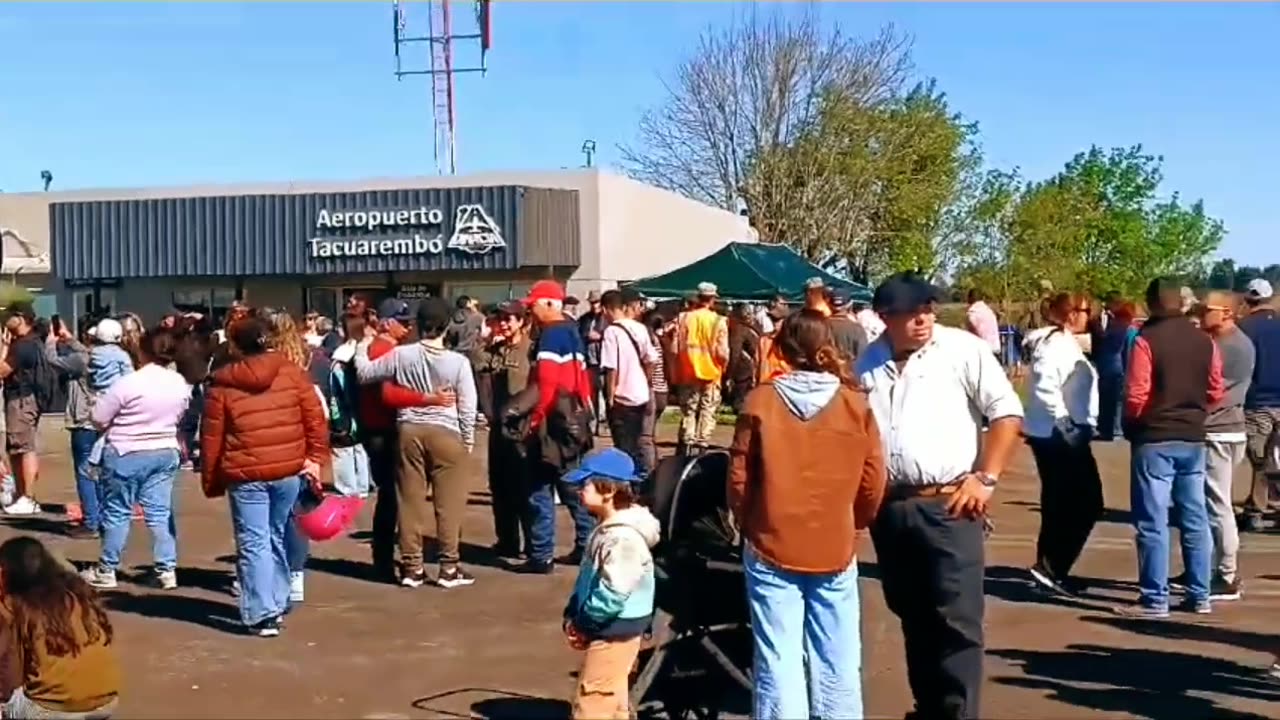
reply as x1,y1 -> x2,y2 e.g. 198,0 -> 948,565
0,537 -> 121,719
561,448 -> 659,720
82,327 -> 190,591
201,316 -> 329,637
729,309 -> 886,719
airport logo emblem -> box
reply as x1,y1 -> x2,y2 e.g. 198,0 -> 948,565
447,204 -> 506,255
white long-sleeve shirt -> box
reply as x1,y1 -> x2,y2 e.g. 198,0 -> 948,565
1021,326 -> 1099,439
856,326 -> 1024,487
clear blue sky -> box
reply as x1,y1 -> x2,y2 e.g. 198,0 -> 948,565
1,2 -> 1275,264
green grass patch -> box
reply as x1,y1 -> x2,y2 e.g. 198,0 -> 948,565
657,406 -> 738,426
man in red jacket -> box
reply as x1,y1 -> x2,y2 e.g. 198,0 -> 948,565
361,298 -> 454,582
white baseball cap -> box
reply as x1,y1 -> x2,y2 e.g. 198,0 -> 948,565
93,318 -> 124,344
1245,278 -> 1273,301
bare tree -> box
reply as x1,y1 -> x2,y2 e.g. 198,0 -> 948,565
620,9 -> 913,212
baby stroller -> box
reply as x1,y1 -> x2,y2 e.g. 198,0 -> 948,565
630,450 -> 752,719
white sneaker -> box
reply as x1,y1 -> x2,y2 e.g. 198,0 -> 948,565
81,566 -> 118,589
3,496 -> 40,516
230,579 -> 241,597
155,569 -> 178,590
289,571 -> 304,602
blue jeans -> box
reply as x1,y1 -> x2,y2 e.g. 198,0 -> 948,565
228,476 -> 301,626
744,546 -> 862,719
526,463 -> 595,564
98,446 -> 180,572
287,501 -> 309,574
1096,371 -> 1124,441
69,428 -> 103,532
1131,441 -> 1211,607
332,445 -> 372,497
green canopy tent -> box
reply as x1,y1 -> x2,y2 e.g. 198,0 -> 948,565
626,242 -> 872,303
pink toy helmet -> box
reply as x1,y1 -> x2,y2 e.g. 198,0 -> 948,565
296,495 -> 363,542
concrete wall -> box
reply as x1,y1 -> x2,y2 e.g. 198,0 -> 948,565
594,173 -> 750,287
0,193 -> 52,274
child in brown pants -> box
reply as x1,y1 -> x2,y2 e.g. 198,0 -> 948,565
560,449 -> 660,720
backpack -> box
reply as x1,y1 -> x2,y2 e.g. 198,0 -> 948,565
326,360 -> 361,447
542,323 -> 594,462
31,344 -> 60,414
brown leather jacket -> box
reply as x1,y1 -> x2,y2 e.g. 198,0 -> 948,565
728,378 -> 886,573
201,352 -> 329,498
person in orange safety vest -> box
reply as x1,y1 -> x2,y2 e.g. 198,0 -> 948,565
673,282 -> 730,454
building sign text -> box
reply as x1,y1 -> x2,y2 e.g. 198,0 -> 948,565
308,204 -> 506,259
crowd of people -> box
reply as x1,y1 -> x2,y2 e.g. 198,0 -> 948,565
0,266 -> 1274,719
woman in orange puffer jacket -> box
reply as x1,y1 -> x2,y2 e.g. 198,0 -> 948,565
201,315 -> 329,637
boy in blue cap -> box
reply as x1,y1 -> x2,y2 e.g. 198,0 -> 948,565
560,448 -> 660,719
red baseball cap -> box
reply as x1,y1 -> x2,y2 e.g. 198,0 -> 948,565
523,280 -> 566,306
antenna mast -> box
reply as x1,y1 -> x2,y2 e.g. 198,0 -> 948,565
392,0 -> 491,175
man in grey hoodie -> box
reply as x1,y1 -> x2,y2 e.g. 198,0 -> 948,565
1193,292 -> 1255,601
355,296 -> 478,590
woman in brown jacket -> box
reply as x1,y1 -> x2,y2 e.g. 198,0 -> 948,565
201,316 -> 328,638
727,309 -> 886,719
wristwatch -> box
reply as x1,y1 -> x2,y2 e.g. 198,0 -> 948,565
975,471 -> 999,488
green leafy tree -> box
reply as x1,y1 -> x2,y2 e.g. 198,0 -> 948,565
954,145 -> 1224,301
1207,258 -> 1237,289
742,79 -> 983,281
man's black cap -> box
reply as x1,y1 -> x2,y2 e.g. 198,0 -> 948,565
872,273 -> 942,315
377,297 -> 413,323
495,299 -> 526,317
829,287 -> 852,310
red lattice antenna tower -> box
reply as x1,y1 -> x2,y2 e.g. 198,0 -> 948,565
393,0 -> 491,175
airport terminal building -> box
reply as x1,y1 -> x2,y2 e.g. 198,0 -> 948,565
0,169 -> 752,327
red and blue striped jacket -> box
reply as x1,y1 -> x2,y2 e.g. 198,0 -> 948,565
532,319 -> 593,428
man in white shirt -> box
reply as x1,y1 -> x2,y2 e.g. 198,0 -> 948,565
856,273 -> 1024,720
600,288 -> 658,475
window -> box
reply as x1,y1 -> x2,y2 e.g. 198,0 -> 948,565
448,282 -> 532,307
31,293 -> 58,321
172,287 -> 236,315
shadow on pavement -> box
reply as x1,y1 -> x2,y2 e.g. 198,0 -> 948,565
103,591 -> 241,634
459,541 -> 521,571
0,515 -> 74,537
306,556 -> 384,584
471,697 -> 571,719
983,565 -> 1107,611
1086,615 -> 1279,655
173,566 -> 235,595
1001,501 -> 1131,525
411,689 -> 570,720
991,643 -> 1280,720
